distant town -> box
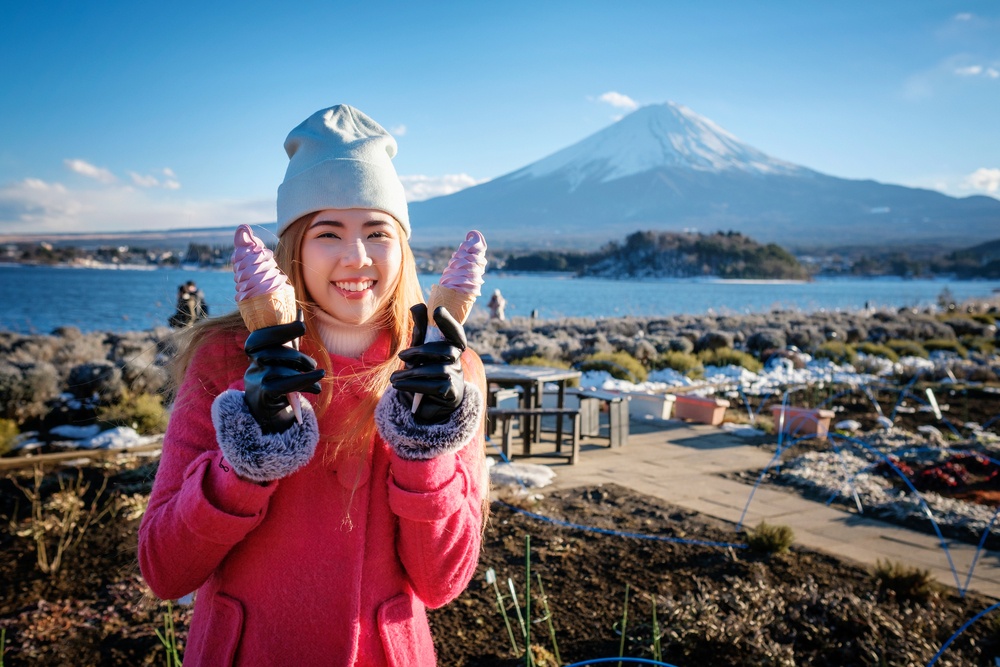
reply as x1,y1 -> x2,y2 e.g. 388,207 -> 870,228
3,229 -> 999,279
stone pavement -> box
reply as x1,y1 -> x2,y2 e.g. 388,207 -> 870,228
498,420 -> 1000,600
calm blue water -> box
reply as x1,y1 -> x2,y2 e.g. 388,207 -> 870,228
1,264 -> 998,334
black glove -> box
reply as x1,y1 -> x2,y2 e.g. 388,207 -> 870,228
244,320 -> 325,434
390,305 -> 466,425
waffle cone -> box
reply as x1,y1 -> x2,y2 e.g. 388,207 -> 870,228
237,285 -> 298,331
429,284 -> 476,325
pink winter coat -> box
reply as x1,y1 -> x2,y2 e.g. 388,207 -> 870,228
138,330 -> 487,667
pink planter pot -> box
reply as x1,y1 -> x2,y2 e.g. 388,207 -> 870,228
770,405 -> 836,439
673,394 -> 730,426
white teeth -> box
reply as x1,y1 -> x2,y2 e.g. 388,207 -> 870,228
335,280 -> 374,292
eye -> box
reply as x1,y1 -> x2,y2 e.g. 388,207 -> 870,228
368,230 -> 390,239
316,231 -> 340,240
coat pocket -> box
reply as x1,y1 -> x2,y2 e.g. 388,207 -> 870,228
377,593 -> 436,667
190,591 -> 245,667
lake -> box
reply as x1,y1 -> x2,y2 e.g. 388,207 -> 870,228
1,264 -> 998,334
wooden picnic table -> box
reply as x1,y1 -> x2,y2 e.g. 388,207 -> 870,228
483,364 -> 582,455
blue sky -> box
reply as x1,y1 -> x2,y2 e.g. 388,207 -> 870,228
1,1 -> 998,234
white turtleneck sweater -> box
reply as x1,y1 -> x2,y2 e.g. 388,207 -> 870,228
310,307 -> 381,359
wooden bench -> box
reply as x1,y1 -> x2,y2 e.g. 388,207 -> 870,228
547,388 -> 630,448
487,407 -> 581,465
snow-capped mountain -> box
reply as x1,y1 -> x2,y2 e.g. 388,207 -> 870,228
409,103 -> 1000,249
519,102 -> 804,187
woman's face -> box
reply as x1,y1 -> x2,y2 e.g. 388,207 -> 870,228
300,209 -> 403,326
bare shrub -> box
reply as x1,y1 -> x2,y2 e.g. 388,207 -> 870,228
503,334 -> 565,363
667,337 -> 694,354
627,338 -> 658,366
0,361 -> 60,422
943,316 -> 992,338
67,362 -> 124,403
694,330 -> 734,353
787,328 -> 819,350
10,467 -> 112,576
746,330 -> 786,355
51,331 -> 112,371
597,317 -> 644,338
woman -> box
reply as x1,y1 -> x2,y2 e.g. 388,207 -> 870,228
139,105 -> 487,667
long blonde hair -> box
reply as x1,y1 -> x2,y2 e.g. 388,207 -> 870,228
171,213 -> 424,458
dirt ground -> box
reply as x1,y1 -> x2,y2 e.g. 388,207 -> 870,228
2,458 -> 1000,666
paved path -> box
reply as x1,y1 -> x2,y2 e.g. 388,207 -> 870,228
498,420 -> 1000,600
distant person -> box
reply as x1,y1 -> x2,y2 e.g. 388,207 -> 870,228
488,288 -> 506,321
168,280 -> 209,328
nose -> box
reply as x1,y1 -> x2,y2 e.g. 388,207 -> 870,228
340,239 -> 373,268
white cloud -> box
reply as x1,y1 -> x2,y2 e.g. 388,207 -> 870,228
389,124 -> 407,137
64,158 -> 116,184
967,167 -> 1000,194
398,174 -> 484,202
129,167 -> 182,190
598,92 -> 639,111
955,12 -> 973,21
955,65 -> 983,76
988,68 -> 1000,79
129,171 -> 160,187
0,177 -> 272,234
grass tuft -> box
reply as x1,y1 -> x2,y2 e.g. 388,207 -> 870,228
873,559 -> 939,604
697,348 -> 763,373
578,352 -> 648,383
746,520 -> 794,554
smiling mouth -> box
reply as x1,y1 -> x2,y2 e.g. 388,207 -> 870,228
334,280 -> 375,293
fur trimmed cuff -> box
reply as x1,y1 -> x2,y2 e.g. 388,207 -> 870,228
375,383 -> 483,461
210,389 -> 320,483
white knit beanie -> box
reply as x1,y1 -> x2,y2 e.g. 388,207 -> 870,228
276,105 -> 410,238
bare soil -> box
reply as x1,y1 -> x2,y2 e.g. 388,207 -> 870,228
2,461 -> 1000,666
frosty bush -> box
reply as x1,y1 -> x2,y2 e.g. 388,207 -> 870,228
502,334 -> 565,363
786,327 -> 820,350
67,361 -> 124,403
942,316 -> 992,338
0,360 -> 60,423
694,330 -> 734,353
666,337 -> 695,354
746,330 -> 786,355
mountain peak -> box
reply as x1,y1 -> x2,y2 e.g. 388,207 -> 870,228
514,101 -> 804,187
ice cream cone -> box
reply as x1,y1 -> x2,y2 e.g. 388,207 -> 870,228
428,283 -> 476,325
237,285 -> 298,331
